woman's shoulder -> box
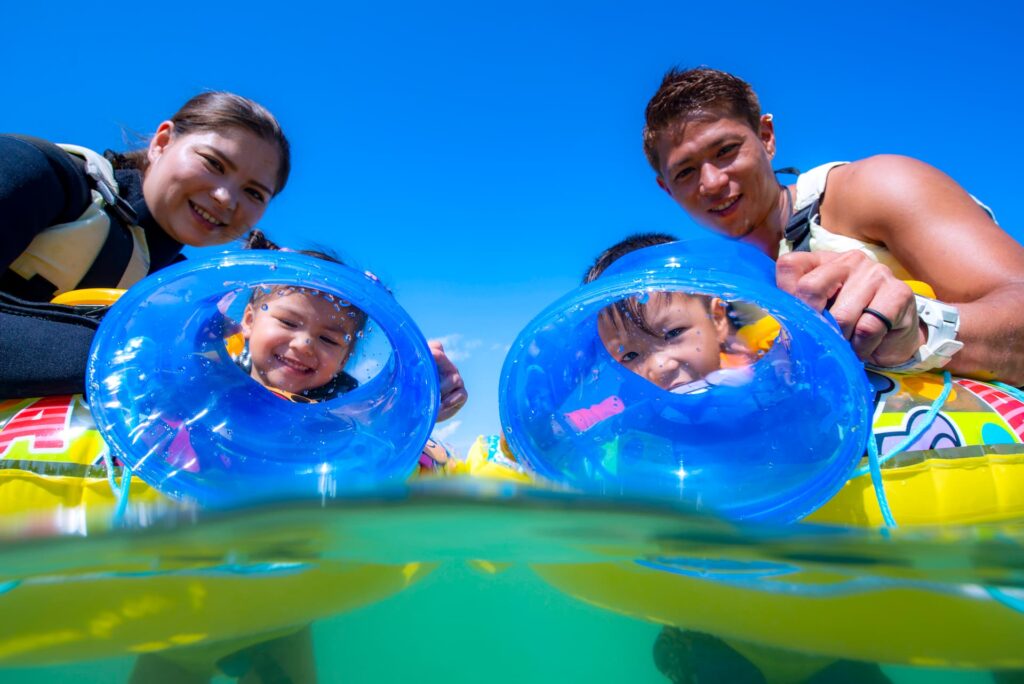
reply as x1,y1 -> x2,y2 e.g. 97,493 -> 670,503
0,135 -> 93,227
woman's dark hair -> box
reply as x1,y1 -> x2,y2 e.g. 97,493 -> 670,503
109,91 -> 291,194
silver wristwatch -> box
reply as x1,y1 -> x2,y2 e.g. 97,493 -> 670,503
872,295 -> 963,373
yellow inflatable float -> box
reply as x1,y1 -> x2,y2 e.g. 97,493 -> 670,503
525,371 -> 1024,669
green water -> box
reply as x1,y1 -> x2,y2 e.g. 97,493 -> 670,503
0,483 -> 1021,683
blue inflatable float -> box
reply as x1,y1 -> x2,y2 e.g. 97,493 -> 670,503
499,238 -> 873,523
87,252 -> 439,507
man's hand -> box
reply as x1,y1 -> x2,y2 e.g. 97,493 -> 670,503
776,250 -> 924,368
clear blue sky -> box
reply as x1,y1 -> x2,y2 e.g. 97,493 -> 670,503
4,1 -> 1022,454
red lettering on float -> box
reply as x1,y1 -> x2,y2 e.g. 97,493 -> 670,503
0,396 -> 75,457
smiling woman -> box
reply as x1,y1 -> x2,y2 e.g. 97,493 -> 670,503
0,91 -> 290,397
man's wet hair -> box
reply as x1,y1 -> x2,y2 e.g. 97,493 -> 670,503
642,67 -> 761,175
585,232 -> 712,338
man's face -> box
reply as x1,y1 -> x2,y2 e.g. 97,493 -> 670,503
655,113 -> 778,245
598,292 -> 730,391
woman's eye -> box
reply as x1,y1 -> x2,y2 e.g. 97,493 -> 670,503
621,351 -> 639,363
665,327 -> 686,340
201,154 -> 225,172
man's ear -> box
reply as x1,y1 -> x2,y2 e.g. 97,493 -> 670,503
656,174 -> 673,197
710,298 -> 731,344
759,114 -> 776,159
147,121 -> 175,165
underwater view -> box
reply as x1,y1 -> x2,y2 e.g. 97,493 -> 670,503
0,482 -> 1022,683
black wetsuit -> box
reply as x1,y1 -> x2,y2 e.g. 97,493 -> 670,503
0,135 -> 185,397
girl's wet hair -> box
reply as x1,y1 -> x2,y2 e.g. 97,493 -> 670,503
108,91 -> 291,194
242,230 -> 368,330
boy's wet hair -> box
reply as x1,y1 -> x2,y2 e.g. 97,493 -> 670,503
585,232 -> 712,337
242,229 -> 368,331
642,67 -> 761,175
109,91 -> 291,195
583,232 -> 679,284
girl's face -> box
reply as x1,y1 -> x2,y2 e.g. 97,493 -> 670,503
598,292 -> 731,391
655,113 -> 779,248
143,123 -> 280,246
241,289 -> 361,395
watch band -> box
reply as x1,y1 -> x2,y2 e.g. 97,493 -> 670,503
869,295 -> 963,374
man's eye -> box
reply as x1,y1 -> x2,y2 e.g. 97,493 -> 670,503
246,188 -> 266,203
717,143 -> 739,158
675,167 -> 694,182
664,327 -> 686,340
621,351 -> 639,363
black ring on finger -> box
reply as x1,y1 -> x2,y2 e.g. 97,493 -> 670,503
861,307 -> 894,332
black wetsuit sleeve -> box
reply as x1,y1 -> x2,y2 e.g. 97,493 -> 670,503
0,135 -> 92,272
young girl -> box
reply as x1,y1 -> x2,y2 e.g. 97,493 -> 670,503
236,232 -> 366,402
0,91 -> 290,397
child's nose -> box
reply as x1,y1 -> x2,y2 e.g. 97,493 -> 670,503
643,351 -> 680,386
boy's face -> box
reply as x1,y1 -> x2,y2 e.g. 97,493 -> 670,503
241,289 -> 362,395
598,292 -> 730,391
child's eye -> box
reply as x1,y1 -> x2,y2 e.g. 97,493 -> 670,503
621,351 -> 639,363
246,187 -> 267,204
320,335 -> 340,347
276,317 -> 298,328
664,327 -> 686,340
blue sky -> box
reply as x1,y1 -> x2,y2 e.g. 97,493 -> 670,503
5,2 -> 1022,453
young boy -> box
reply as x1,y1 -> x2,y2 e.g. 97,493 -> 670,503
587,232 -> 756,394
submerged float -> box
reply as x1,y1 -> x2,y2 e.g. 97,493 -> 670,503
0,252 -> 444,666
494,237 -> 1024,669
3,244 -> 1024,669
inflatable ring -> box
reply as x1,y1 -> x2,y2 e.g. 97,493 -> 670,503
499,238 -> 872,523
86,252 -> 440,507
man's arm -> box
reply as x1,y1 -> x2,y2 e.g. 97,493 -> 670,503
776,155 -> 1024,384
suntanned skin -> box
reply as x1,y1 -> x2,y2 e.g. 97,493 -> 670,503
654,112 -> 1024,384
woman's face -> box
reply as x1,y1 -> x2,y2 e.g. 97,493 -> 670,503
143,123 -> 280,246
655,113 -> 779,246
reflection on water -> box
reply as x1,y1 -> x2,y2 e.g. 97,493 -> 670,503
0,482 -> 1021,683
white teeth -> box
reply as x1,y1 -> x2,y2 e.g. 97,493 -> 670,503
192,202 -> 223,226
277,355 -> 312,373
711,197 -> 738,212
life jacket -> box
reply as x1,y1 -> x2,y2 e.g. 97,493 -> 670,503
3,144 -> 151,301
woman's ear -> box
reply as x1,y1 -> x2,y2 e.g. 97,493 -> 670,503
711,298 -> 731,344
147,121 -> 175,165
